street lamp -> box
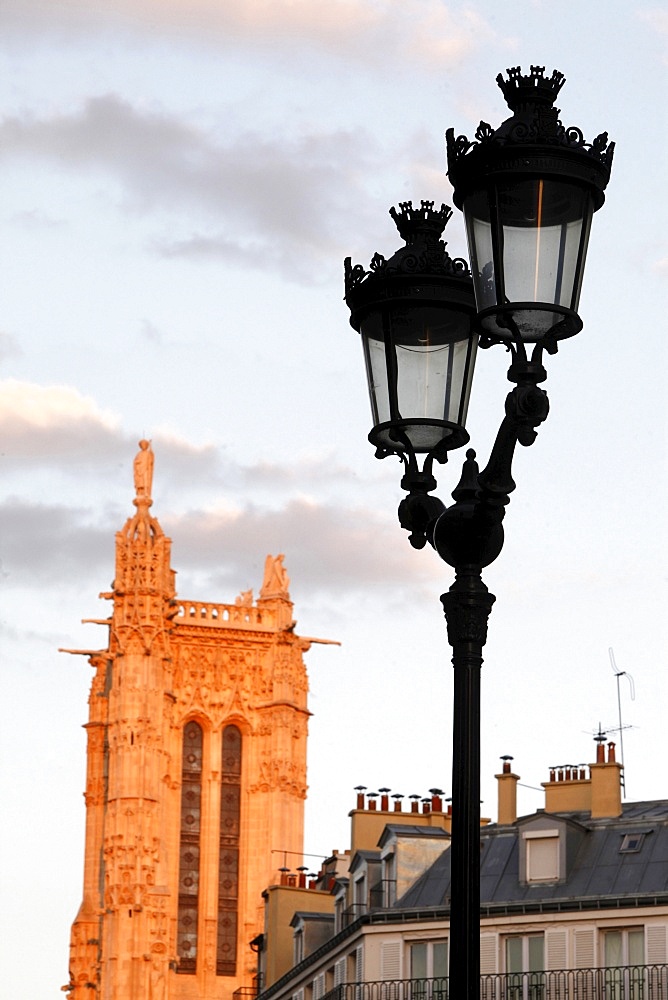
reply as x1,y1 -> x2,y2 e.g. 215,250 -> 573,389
344,66 -> 613,999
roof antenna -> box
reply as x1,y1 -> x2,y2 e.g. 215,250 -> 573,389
609,647 -> 635,797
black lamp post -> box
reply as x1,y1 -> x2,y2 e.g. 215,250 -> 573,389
344,67 -> 613,1000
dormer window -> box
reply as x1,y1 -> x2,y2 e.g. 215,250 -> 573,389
523,829 -> 560,883
293,925 -> 304,965
383,853 -> 396,906
353,873 -> 367,912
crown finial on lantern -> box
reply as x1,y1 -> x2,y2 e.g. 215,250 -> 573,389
389,200 -> 453,245
496,65 -> 566,112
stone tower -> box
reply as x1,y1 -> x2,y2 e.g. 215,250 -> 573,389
64,442 -> 331,1000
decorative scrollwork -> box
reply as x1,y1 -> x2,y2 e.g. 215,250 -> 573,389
343,257 -> 366,297
564,125 -> 585,147
447,65 -> 614,184
450,257 -> 471,275
474,121 -> 494,143
590,131 -> 614,164
507,119 -> 537,143
446,130 -> 474,160
345,199 -> 471,289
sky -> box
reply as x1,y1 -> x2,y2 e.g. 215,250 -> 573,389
0,1 -> 667,996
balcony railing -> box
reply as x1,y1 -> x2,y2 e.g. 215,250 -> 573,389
320,968 -> 668,1000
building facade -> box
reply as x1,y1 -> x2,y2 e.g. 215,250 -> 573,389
63,443 -> 333,1000
256,744 -> 668,1000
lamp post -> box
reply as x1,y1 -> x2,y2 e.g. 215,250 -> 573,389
344,67 -> 613,999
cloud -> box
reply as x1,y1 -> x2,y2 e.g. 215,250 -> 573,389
0,488 -> 435,600
0,496 -> 112,585
0,380 -> 224,487
163,496 -> 428,597
0,379 -> 121,464
2,0 -> 495,71
0,379 -> 434,599
0,96 -> 381,280
0,379 -> 369,497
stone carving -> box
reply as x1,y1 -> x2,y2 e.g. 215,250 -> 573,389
133,439 -> 154,501
260,553 -> 290,600
66,444 -> 336,999
250,757 -> 306,796
148,962 -> 165,1000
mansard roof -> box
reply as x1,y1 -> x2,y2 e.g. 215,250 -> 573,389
398,800 -> 668,912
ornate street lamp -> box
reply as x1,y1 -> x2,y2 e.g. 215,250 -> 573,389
344,200 -> 478,547
344,66 -> 613,999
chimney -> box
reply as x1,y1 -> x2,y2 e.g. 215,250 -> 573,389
379,787 -> 390,811
590,740 -> 623,818
495,756 -> 519,825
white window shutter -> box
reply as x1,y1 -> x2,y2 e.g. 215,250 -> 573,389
293,990 -> 304,1000
480,934 -> 497,974
381,941 -> 401,980
545,929 -> 567,970
647,926 -> 667,963
355,946 -> 364,982
313,973 -> 326,1000
334,958 -> 347,987
574,929 -> 595,968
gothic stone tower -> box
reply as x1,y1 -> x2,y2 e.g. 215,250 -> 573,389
64,443 -> 329,1000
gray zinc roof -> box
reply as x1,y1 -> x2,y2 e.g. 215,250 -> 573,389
397,800 -> 668,911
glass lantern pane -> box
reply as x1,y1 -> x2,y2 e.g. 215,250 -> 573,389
464,178 -> 594,341
391,305 -> 473,423
360,303 -> 476,452
498,179 -> 592,310
361,323 -> 389,427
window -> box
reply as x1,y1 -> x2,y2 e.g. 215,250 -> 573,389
524,831 -> 559,883
353,874 -> 367,913
410,940 -> 448,980
177,721 -> 203,974
506,935 -> 544,973
605,928 -> 644,966
383,853 -> 396,906
505,935 -> 545,1000
294,926 -> 305,965
217,725 -> 242,976
334,891 -> 345,933
410,941 -> 448,1000
604,929 -> 645,1000
620,834 -> 645,854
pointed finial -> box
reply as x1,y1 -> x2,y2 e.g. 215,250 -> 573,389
451,448 -> 480,504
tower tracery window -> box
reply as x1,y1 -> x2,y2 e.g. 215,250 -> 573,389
217,724 -> 242,975
177,720 -> 203,974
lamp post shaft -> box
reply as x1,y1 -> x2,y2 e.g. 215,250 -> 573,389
442,569 -> 495,1000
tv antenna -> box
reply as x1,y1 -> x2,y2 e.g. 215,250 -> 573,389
609,647 -> 635,797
